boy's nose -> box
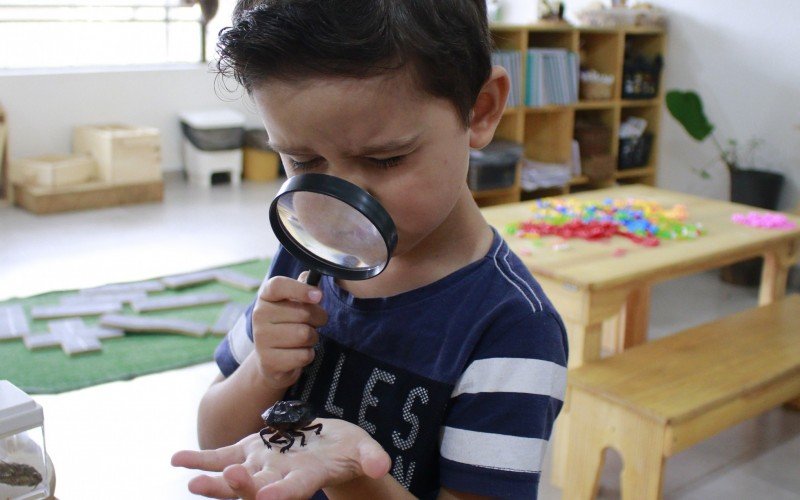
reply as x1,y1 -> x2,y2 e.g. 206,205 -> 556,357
327,166 -> 375,198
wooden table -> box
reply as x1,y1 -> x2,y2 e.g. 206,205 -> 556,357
481,184 -> 800,486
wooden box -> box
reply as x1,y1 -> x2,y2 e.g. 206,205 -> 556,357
73,124 -> 162,184
14,180 -> 163,214
15,154 -> 96,188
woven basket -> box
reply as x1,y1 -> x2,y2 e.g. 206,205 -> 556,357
580,80 -> 613,101
582,154 -> 616,182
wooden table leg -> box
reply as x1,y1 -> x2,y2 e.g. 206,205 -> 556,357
623,285 -> 651,349
535,279 -> 631,488
550,320 -> 604,488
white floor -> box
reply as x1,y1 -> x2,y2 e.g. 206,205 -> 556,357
1,175 -> 798,500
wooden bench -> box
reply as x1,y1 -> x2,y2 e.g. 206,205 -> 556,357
563,294 -> 800,499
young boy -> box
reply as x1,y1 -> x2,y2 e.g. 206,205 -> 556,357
172,1 -> 568,498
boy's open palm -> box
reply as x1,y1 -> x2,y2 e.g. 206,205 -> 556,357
253,273 -> 328,390
172,418 -> 392,500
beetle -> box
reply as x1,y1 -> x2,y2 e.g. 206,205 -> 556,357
0,460 -> 42,488
260,400 -> 323,453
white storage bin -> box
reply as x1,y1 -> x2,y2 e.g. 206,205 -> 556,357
179,109 -> 245,186
182,140 -> 242,187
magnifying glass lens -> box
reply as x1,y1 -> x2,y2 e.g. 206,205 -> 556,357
275,191 -> 388,270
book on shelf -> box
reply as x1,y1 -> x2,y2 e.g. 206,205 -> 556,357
491,50 -> 522,108
525,48 -> 578,107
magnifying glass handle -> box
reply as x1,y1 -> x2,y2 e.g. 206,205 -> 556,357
306,269 -> 322,287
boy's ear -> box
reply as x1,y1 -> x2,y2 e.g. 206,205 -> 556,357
468,66 -> 511,149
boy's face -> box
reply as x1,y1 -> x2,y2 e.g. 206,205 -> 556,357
253,69 -> 472,258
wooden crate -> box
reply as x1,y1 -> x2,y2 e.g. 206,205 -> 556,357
15,154 -> 96,188
14,180 -> 163,214
73,124 -> 162,184
243,147 -> 280,181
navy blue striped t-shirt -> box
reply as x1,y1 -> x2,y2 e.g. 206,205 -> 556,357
215,227 -> 568,499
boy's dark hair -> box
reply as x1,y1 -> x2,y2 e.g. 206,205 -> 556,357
217,0 -> 492,126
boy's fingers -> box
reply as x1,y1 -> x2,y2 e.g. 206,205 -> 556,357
261,347 -> 316,372
259,276 -> 322,304
358,440 -> 392,479
256,469 -> 327,500
265,323 -> 319,348
223,464 -> 261,499
254,301 -> 328,329
187,474 -> 237,499
171,445 -> 246,472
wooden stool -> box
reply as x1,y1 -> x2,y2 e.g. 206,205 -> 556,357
564,295 -> 800,499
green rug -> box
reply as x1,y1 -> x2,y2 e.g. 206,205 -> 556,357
0,259 -> 269,394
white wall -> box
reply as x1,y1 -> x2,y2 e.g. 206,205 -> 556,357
0,65 -> 263,173
503,0 -> 800,211
2,1 -> 798,209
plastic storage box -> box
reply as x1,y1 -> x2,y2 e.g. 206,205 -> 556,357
180,109 -> 245,151
0,380 -> 50,500
468,140 -> 523,191
179,109 -> 245,186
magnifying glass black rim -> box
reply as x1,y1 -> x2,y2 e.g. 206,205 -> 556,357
269,173 -> 398,281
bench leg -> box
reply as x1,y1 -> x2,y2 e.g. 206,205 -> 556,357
563,390 -> 607,499
564,389 -> 668,500
619,419 -> 667,500
550,321 -> 604,488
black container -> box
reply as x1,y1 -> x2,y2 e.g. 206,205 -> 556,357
468,140 -> 523,191
618,133 -> 653,169
730,169 -> 784,209
721,168 -> 785,287
621,55 -> 663,99
181,122 -> 244,151
244,129 -> 271,151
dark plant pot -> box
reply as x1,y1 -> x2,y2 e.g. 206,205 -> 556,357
720,169 -> 785,287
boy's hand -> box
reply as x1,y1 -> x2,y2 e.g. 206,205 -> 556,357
171,418 -> 391,500
252,272 -> 328,390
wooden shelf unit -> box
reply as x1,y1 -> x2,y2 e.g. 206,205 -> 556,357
471,24 -> 666,205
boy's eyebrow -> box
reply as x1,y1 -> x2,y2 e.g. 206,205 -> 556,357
268,134 -> 422,157
354,134 -> 422,156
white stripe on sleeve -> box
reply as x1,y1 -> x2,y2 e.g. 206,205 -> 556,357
227,313 -> 254,365
440,426 -> 547,473
451,357 -> 567,401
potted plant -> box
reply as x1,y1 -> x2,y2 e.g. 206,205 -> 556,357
666,90 -> 786,286
665,90 -> 784,209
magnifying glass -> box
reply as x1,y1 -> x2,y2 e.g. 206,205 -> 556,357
268,173 -> 398,287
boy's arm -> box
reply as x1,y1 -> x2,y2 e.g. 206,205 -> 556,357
198,272 -> 327,449
197,353 -> 286,449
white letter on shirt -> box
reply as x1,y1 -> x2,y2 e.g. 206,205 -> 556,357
324,353 -> 346,417
359,368 -> 396,434
391,387 -> 429,451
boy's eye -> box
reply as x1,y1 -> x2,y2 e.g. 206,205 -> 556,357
371,156 -> 405,169
288,158 -> 321,171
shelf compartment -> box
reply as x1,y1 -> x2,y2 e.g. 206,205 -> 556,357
524,109 -> 574,164
616,166 -> 655,179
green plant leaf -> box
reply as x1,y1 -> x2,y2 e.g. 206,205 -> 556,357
665,90 -> 715,141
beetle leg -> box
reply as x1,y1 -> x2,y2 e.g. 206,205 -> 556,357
269,433 -> 289,446
278,431 -> 295,453
288,429 -> 307,447
259,426 -> 276,448
301,423 -> 323,435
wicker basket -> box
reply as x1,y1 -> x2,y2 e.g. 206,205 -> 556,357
580,80 -> 613,101
582,154 -> 616,182
574,121 -> 612,158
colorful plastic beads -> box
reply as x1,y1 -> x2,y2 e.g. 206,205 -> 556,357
731,212 -> 797,229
